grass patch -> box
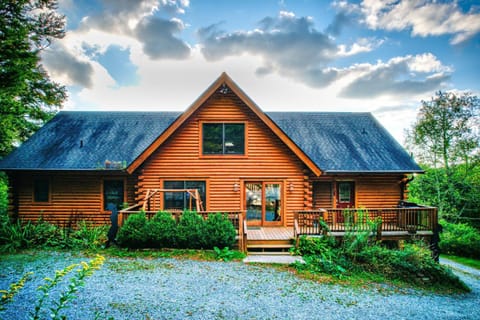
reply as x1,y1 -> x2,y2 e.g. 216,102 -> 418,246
98,246 -> 246,262
442,254 -> 480,270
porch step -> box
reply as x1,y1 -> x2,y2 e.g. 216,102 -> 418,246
246,241 -> 294,254
247,251 -> 292,256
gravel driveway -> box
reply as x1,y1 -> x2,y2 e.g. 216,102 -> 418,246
1,252 -> 478,320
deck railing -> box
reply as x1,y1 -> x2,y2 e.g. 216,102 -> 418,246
294,206 -> 438,239
118,209 -> 247,252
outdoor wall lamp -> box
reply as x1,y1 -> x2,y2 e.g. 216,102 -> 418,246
288,182 -> 294,192
233,182 -> 240,192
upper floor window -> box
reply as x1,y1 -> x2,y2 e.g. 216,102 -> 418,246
202,123 -> 245,155
34,178 -> 50,202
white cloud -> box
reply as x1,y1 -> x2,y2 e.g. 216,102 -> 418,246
339,54 -> 451,98
337,37 -> 384,56
359,0 -> 480,44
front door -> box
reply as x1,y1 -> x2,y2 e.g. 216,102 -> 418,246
336,181 -> 355,223
336,181 -> 355,208
245,182 -> 282,226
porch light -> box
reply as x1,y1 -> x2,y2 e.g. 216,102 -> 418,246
288,182 -> 294,192
233,182 -> 240,192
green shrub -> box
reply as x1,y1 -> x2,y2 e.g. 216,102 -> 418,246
70,221 -> 108,250
147,211 -> 177,248
294,235 -> 336,256
203,213 -> 236,249
176,211 -> 206,249
356,243 -> 469,290
439,220 -> 480,258
0,215 -> 31,253
117,212 -> 149,248
27,218 -> 63,248
293,232 -> 469,291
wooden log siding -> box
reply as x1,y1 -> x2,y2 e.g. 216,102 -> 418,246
11,172 -> 136,226
312,175 -> 405,209
137,91 -> 308,226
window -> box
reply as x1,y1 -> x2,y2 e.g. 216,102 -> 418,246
202,123 -> 245,155
164,180 -> 206,210
34,178 -> 50,202
104,180 -> 124,210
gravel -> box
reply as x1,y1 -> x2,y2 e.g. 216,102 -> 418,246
1,252 -> 479,320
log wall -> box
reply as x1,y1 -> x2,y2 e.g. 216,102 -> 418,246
138,90 -> 308,226
312,175 -> 404,209
8,171 -> 136,226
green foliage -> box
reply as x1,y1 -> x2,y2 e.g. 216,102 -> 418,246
356,243 -> 469,291
294,226 -> 470,292
409,164 -> 480,221
176,211 -> 206,249
0,272 -> 33,311
0,174 -> 8,215
293,237 -> 346,277
293,235 -> 336,256
0,215 -> 108,252
203,213 -> 236,249
405,91 -> 479,221
116,212 -> 149,248
1,255 -> 104,319
70,221 -> 108,250
147,211 -> 177,248
439,220 -> 480,258
406,91 -> 479,170
30,255 -> 104,320
213,246 -> 238,261
116,211 -> 238,250
0,0 -> 67,157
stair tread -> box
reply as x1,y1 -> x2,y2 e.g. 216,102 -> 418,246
247,244 -> 293,248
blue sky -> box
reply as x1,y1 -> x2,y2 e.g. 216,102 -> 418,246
43,0 -> 480,143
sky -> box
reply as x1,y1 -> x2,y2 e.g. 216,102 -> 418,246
43,0 -> 480,144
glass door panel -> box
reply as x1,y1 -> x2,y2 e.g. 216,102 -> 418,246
245,182 -> 282,226
246,182 -> 262,225
265,184 -> 281,222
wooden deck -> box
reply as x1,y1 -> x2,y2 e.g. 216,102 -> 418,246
294,207 -> 438,243
247,227 -> 293,241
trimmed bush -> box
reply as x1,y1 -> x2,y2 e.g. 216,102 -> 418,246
147,211 -> 177,248
440,220 -> 480,258
176,211 -> 206,249
203,213 -> 236,249
117,212 -> 149,248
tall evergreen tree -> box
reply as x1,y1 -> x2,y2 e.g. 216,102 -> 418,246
0,0 -> 66,157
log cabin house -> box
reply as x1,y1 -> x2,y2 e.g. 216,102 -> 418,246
0,73 -> 437,252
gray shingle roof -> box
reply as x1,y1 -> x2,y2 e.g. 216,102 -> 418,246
0,111 -> 421,173
0,112 -> 180,170
268,112 -> 421,173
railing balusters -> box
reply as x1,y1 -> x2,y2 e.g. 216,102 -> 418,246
294,206 -> 437,237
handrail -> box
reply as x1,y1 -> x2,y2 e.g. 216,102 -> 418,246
294,207 -> 438,237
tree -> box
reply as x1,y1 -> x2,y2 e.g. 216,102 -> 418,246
406,91 -> 480,220
0,0 -> 67,158
406,91 -> 479,171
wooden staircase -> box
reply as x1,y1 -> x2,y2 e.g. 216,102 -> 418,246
246,227 -> 294,255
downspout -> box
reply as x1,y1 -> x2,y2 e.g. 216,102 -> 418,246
400,174 -> 415,201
